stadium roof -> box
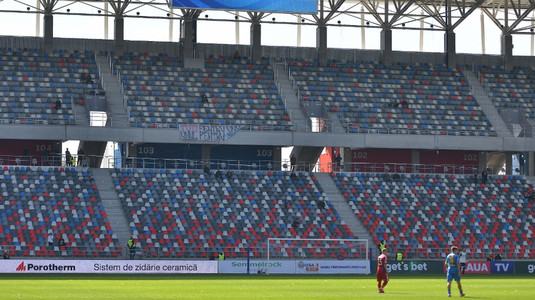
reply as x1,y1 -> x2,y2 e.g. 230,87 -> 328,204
2,0 -> 535,34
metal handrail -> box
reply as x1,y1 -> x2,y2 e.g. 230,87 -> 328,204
0,154 -> 499,175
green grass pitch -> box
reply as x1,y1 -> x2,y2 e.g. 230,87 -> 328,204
0,274 -> 533,299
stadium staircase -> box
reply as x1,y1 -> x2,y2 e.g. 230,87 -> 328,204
273,62 -> 309,131
96,55 -> 129,128
315,172 -> 373,246
464,69 -> 512,136
74,103 -> 90,126
92,168 -> 131,257
327,111 -> 346,133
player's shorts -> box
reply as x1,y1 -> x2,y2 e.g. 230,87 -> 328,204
447,270 -> 461,282
377,271 -> 388,282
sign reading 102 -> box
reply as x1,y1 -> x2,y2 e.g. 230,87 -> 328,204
352,151 -> 368,159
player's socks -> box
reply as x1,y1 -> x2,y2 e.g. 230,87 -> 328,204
448,288 -> 451,296
460,290 -> 463,295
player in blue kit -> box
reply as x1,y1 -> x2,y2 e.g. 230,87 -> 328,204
445,246 -> 465,297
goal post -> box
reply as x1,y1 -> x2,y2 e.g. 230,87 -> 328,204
266,238 -> 370,275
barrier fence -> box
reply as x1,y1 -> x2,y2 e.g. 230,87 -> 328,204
0,258 -> 533,275
0,154 -> 495,175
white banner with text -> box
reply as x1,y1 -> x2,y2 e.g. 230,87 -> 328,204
294,260 -> 370,274
219,260 -> 295,274
219,259 -> 370,274
0,260 -> 218,274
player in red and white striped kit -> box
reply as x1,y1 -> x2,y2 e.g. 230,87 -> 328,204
377,248 -> 389,293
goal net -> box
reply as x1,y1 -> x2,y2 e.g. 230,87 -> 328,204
265,238 -> 370,275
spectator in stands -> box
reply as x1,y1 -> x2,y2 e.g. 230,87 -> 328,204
392,173 -> 401,181
81,72 -> 93,84
486,253 -> 494,261
201,93 -> 209,104
334,153 -> 342,171
400,99 -> 409,109
292,219 -> 301,228
77,149 -> 85,166
55,99 -> 62,111
378,240 -> 387,252
65,148 -> 72,166
204,165 -> 211,175
3,250 -> 9,259
215,169 -> 222,179
127,237 -> 136,259
318,199 -> 326,210
290,155 -> 296,171
481,169 -> 488,184
47,231 -> 54,246
525,189 -> 534,201
58,237 -> 66,247
290,172 -> 297,180
43,148 -> 50,166
357,102 -> 364,119
218,251 -> 225,260
233,50 -> 240,61
226,170 -> 232,179
494,252 -> 502,261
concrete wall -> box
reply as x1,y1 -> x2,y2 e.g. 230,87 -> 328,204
1,124 -> 535,152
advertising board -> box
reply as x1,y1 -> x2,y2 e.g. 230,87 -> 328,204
0,260 -> 217,274
171,0 -> 318,14
490,261 -> 514,274
512,261 -> 535,275
219,260 -> 294,274
294,260 -> 369,274
463,261 -> 491,274
386,261 -> 444,274
219,260 -> 369,274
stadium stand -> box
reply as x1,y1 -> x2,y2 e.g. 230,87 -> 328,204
333,172 -> 535,259
0,48 -> 102,125
476,65 -> 535,119
111,53 -> 293,130
0,166 -> 121,258
111,168 -> 355,259
290,60 -> 497,136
